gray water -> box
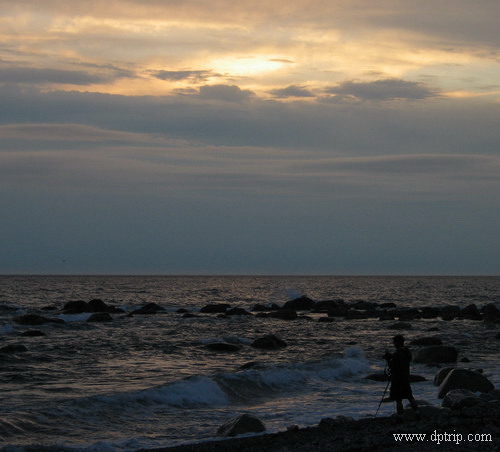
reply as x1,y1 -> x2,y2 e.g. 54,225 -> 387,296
1,276 -> 499,451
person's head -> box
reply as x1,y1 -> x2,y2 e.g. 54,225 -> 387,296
393,335 -> 405,347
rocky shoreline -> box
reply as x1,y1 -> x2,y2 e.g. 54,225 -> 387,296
138,408 -> 500,452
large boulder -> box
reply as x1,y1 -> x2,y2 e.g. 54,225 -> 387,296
442,389 -> 483,409
200,303 -> 230,314
433,367 -> 455,386
251,334 -> 287,349
282,296 -> 315,311
351,300 -> 378,310
206,343 -> 241,352
0,344 -> 28,354
63,300 -> 91,313
460,304 -> 482,320
438,368 -> 495,398
88,299 -> 109,312
13,314 -> 63,325
87,313 -> 113,322
225,307 -> 252,316
216,414 -> 266,437
414,345 -> 458,364
313,299 -> 344,313
410,337 -> 442,346
268,309 -> 298,320
482,303 -> 499,321
420,307 -> 440,319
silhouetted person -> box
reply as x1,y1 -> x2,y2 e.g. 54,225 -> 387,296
384,335 -> 420,421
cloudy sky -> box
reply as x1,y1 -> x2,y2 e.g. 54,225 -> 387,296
1,0 -> 499,275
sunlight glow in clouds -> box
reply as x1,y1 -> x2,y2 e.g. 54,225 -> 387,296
1,0 -> 500,274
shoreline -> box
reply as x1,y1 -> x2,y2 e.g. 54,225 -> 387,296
138,411 -> 500,452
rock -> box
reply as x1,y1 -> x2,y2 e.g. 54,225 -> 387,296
216,414 -> 266,437
63,300 -> 90,313
488,389 -> 500,401
410,337 -> 442,346
251,334 -> 287,349
389,322 -> 412,330
420,307 -> 440,319
351,300 -> 378,310
327,307 -> 348,317
460,357 -> 471,363
313,299 -> 344,312
440,305 -> 460,317
442,389 -> 483,409
176,308 -> 190,313
282,296 -> 315,311
268,309 -> 298,320
344,310 -> 368,319
380,302 -> 397,309
252,303 -> 280,312
13,314 -> 63,325
182,313 -> 198,318
397,308 -> 421,321
0,344 -> 28,354
87,313 -> 113,322
226,307 -> 252,316
434,367 -> 455,386
206,343 -> 241,352
438,368 -> 495,398
20,330 -> 46,337
495,332 -> 500,339
200,303 -> 230,314
460,304 -> 482,320
414,345 -> 458,364
482,303 -> 499,320
87,299 -> 108,312
319,416 -> 354,428
131,302 -> 165,315
318,317 -> 335,323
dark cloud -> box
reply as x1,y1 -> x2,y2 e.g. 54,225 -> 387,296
197,84 -> 255,102
153,70 -> 214,82
0,66 -> 112,85
269,85 -> 315,98
325,79 -> 437,101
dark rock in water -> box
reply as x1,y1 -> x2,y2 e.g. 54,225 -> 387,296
327,307 -> 348,317
200,303 -> 231,314
63,300 -> 90,313
251,334 -> 287,349
378,314 -> 395,321
482,303 -> 499,321
344,310 -> 368,319
496,332 -> 500,339
318,317 -> 335,323
380,302 -> 397,309
216,414 -> 266,437
13,314 -> 64,325
389,322 -> 412,330
351,300 -> 378,310
20,330 -> 46,337
313,299 -> 344,313
41,305 -> 58,311
269,309 -> 298,320
182,313 -> 198,318
420,307 -> 440,319
442,389 -> 483,409
239,361 -> 260,370
176,308 -> 190,313
0,344 -> 28,354
206,342 -> 241,352
410,336 -> 442,346
252,303 -> 281,312
438,368 -> 495,398
87,313 -> 113,322
131,302 -> 165,315
282,296 -> 315,311
434,367 -> 455,386
226,307 -> 252,316
397,308 -> 421,321
460,357 -> 471,363
88,299 -> 108,312
460,304 -> 482,320
414,345 -> 458,364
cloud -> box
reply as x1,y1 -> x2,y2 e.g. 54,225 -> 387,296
197,84 -> 255,102
153,70 -> 214,82
0,66 -> 113,85
325,79 -> 437,101
269,85 -> 314,98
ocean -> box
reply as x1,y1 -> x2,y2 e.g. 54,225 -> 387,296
1,275 -> 499,451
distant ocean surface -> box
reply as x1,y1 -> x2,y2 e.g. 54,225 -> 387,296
1,276 -> 499,451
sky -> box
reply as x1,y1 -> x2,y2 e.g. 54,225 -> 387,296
1,0 -> 499,275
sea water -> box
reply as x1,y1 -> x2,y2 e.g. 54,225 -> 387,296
0,276 -> 499,451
